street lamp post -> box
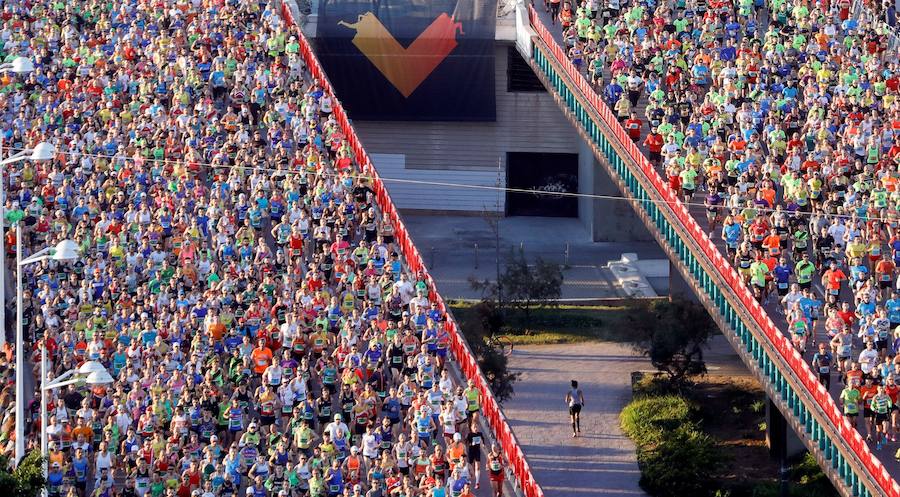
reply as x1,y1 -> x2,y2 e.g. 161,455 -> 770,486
38,357 -> 111,497
0,57 -> 36,75
11,229 -> 76,466
0,57 -> 40,350
0,57 -> 39,346
3,141 -> 58,466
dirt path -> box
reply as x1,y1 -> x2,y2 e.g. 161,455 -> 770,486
502,342 -> 649,497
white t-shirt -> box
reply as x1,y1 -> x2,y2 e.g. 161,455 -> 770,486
95,451 -> 113,471
361,432 -> 379,458
859,348 -> 879,373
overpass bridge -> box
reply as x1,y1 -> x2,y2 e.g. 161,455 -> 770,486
283,0 -> 900,495
514,2 -> 900,496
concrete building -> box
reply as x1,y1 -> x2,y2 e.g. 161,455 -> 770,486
300,5 -> 652,243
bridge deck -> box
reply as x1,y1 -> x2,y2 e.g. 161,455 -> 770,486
528,1 -> 900,488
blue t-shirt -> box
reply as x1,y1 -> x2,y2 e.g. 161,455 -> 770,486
798,296 -> 822,320
773,265 -> 792,285
887,298 -> 900,323
858,300 -> 876,317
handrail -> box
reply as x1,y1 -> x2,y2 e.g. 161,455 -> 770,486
526,4 -> 900,497
280,5 -> 545,497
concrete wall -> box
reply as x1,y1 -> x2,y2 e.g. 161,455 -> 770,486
369,153 -> 504,212
353,40 -> 654,243
354,43 -> 578,175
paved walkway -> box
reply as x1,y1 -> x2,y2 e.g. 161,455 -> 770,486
403,215 -> 667,299
502,342 -> 649,497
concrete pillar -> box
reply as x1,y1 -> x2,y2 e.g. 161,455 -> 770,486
577,137 -> 654,242
767,397 -> 807,460
669,260 -> 699,302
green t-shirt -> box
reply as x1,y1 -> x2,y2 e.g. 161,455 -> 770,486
796,261 -> 815,283
679,168 -> 698,190
4,209 -> 24,226
751,261 -> 769,286
150,482 -> 165,497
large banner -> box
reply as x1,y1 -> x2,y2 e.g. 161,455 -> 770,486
315,0 -> 497,121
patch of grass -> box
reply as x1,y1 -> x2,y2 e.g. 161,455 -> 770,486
750,400 -> 765,414
620,393 -> 720,497
621,395 -> 696,446
449,299 -> 665,345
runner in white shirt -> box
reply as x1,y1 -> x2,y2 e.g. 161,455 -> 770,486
780,284 -> 803,315
858,342 -> 880,375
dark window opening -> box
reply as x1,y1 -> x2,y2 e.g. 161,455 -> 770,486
507,46 -> 545,92
506,152 -> 578,217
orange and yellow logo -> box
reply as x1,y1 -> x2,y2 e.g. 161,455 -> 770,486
339,13 -> 463,97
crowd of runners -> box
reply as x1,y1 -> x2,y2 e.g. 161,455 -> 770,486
547,0 -> 900,452
0,0 -> 510,496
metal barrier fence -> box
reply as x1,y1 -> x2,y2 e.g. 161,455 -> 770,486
279,5 -> 546,497
526,4 -> 900,497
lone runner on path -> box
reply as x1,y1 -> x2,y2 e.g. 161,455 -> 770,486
566,380 -> 585,437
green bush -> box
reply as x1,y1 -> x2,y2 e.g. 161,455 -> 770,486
621,394 -> 720,497
621,395 -> 694,446
0,450 -> 46,497
638,427 -> 720,497
789,454 -> 839,497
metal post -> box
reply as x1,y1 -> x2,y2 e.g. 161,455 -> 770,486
474,243 -> 479,269
41,342 -> 47,497
495,156 -> 503,310
14,222 -> 23,465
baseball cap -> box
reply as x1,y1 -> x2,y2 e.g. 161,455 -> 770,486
453,433 -> 462,442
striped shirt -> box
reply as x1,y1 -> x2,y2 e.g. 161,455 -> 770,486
870,394 -> 893,414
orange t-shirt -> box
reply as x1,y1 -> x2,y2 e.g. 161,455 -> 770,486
251,347 -> 273,374
448,443 -> 465,464
762,235 -> 781,254
876,260 -> 896,280
208,322 -> 226,341
72,426 -> 93,442
824,269 -> 846,290
860,385 -> 879,407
